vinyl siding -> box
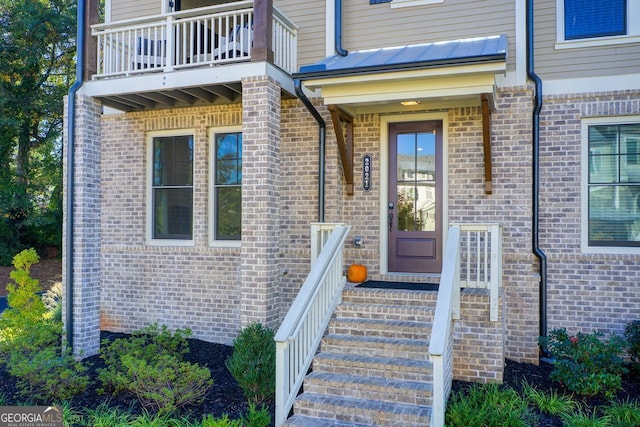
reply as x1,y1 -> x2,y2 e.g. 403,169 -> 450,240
534,0 -> 640,80
111,0 -> 160,22
343,0 -> 516,71
275,0 -> 326,69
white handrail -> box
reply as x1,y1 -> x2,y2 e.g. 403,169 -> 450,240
274,223 -> 351,427
429,226 -> 461,427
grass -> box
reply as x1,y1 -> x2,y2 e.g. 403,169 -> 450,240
447,381 -> 640,427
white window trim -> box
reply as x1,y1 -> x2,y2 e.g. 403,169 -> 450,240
391,0 -> 443,9
556,0 -> 640,49
209,126 -> 243,248
146,129 -> 196,247
581,116 -> 640,255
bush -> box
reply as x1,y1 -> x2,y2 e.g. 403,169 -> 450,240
0,249 -> 89,401
99,323 -> 212,414
42,281 -> 62,322
540,328 -> 627,398
625,320 -> 640,364
226,323 -> 275,405
201,404 -> 270,427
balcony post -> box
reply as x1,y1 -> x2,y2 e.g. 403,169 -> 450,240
252,0 -> 274,63
84,0 -> 100,80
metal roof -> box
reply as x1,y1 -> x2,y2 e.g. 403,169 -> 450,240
296,34 -> 507,79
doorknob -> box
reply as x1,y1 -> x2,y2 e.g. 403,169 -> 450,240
388,202 -> 394,210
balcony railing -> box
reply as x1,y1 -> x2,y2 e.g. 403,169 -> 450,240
91,1 -> 297,79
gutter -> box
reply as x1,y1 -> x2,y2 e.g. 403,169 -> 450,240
294,79 -> 326,222
526,0 -> 549,356
335,0 -> 348,56
65,0 -> 86,350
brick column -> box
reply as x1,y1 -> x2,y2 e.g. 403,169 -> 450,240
62,93 -> 102,357
239,76 -> 281,328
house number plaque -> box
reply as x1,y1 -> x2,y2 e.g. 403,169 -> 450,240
362,155 -> 372,191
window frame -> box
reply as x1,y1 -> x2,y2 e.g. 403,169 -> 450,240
581,116 -> 640,254
556,0 -> 640,49
209,126 -> 243,248
370,0 -> 443,7
146,130 -> 196,247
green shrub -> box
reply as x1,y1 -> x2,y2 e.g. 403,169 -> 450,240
445,383 -> 536,427
540,328 -> 627,398
625,320 -> 640,364
42,281 -> 63,322
0,249 -> 89,401
226,323 -> 275,405
200,404 -> 269,427
99,323 -> 212,414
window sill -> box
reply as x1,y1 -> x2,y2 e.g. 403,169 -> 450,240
556,35 -> 640,50
147,239 -> 195,247
581,244 -> 640,256
390,0 -> 443,8
209,240 -> 241,248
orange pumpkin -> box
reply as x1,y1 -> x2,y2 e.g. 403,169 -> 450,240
347,264 -> 368,283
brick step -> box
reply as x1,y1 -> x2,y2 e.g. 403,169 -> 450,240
342,287 -> 438,306
293,393 -> 431,426
329,317 -> 432,340
313,352 -> 433,382
335,302 -> 434,322
321,334 -> 429,360
304,372 -> 433,406
284,415 -> 375,427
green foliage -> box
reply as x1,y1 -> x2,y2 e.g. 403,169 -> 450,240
99,323 -> 212,414
540,328 -> 627,398
84,402 -> 135,427
200,404 -> 269,427
42,281 -> 63,322
624,320 -> 640,364
59,400 -> 84,427
0,250 -> 89,401
560,407 -> 611,427
521,380 -> 577,416
445,383 -> 536,427
603,399 -> 640,427
226,323 -> 275,405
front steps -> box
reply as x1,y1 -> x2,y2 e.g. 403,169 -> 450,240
284,285 -> 438,427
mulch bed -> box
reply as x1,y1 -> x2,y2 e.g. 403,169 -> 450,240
0,258 -> 61,297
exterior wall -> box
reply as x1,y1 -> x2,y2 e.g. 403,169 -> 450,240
110,0 -> 159,22
534,0 -> 640,80
343,0 -> 517,71
275,0 -> 327,69
539,90 -> 640,339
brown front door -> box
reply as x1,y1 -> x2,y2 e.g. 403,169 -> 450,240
388,121 -> 443,273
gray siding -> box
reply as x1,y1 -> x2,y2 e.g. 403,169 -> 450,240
534,0 -> 640,80
343,0 -> 516,71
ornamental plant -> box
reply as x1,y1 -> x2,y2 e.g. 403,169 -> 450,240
624,320 -> 640,364
540,328 -> 626,398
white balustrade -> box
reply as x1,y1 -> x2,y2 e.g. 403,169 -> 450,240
274,223 -> 350,427
92,1 -> 298,79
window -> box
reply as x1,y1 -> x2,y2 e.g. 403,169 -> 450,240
211,130 -> 242,243
565,0 -> 625,39
149,134 -> 194,242
558,0 -> 639,46
586,122 -> 640,248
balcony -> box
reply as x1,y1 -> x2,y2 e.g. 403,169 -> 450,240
85,1 -> 297,111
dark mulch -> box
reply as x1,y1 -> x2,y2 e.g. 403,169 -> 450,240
453,359 -> 640,426
0,258 -> 61,297
0,331 -> 274,425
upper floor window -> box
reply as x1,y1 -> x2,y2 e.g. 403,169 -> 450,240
565,0 -> 625,40
558,0 -> 639,46
210,129 -> 242,244
149,133 -> 194,243
585,121 -> 640,250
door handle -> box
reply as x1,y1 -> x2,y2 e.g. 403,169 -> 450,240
389,213 -> 394,232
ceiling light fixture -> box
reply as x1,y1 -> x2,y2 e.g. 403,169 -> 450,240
400,100 -> 421,106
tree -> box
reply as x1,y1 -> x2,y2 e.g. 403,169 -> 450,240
0,0 -> 76,264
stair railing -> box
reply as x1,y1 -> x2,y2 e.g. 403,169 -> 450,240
274,223 -> 351,427
429,225 -> 461,427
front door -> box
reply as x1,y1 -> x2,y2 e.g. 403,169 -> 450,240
388,121 -> 443,273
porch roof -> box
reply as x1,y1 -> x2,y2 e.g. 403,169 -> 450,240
296,34 -> 507,79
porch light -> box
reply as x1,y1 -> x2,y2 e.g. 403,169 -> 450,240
401,100 -> 421,106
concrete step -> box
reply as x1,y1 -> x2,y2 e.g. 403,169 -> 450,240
335,302 -> 434,322
293,393 -> 431,426
313,352 -> 433,383
321,334 -> 429,360
329,317 -> 432,340
304,372 -> 433,406
284,415 -> 375,427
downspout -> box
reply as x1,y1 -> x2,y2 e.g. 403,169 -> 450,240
526,0 -> 549,356
335,0 -> 348,56
65,0 -> 86,350
294,79 -> 326,222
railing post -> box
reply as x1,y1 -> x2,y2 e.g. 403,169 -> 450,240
165,15 -> 174,72
489,224 -> 502,322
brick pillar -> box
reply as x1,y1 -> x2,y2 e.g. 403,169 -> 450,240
62,93 -> 102,357
239,76 -> 281,328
